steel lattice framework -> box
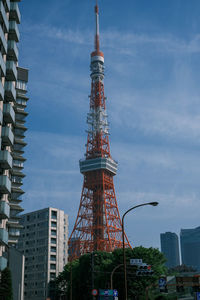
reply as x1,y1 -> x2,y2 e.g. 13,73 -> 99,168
68,3 -> 131,260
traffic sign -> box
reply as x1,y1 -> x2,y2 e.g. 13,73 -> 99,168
130,258 -> 143,265
113,290 -> 118,297
92,289 -> 98,296
159,278 -> 166,288
196,292 -> 200,300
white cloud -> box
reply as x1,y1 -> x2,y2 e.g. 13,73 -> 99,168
23,22 -> 200,55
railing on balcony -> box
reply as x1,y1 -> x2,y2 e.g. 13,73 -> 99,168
0,80 -> 4,101
0,1 -> 9,32
0,201 -> 10,218
2,0 -> 10,13
0,150 -> 13,169
0,108 -> 2,125
10,2 -> 21,24
0,228 -> 8,245
3,103 -> 15,124
0,25 -> 7,54
13,159 -> 23,168
0,175 -> 11,193
2,126 -> 14,146
0,256 -> 7,271
6,60 -> 17,81
0,51 -> 6,76
7,40 -> 18,61
4,81 -> 16,102
8,21 -> 20,42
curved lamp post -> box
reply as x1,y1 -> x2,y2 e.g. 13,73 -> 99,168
122,201 -> 159,300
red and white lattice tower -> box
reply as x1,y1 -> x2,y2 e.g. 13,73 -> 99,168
68,2 -> 131,260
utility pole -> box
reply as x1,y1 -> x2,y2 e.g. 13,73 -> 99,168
91,252 -> 95,300
70,263 -> 72,300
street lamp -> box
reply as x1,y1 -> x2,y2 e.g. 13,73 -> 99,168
122,201 -> 159,300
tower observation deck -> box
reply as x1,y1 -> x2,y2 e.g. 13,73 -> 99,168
68,3 -> 131,260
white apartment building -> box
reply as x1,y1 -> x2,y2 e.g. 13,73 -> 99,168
17,207 -> 68,300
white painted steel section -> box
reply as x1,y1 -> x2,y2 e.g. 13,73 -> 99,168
87,107 -> 109,135
91,55 -> 104,63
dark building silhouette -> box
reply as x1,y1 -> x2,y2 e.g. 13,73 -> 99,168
160,232 -> 180,268
180,226 -> 200,271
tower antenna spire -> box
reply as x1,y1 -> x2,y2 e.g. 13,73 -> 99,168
94,0 -> 100,52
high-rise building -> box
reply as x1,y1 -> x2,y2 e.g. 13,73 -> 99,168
0,0 -> 29,273
160,232 -> 180,268
69,2 -> 130,261
180,226 -> 200,271
17,208 -> 68,300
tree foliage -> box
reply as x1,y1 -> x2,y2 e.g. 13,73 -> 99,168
50,247 -> 166,300
0,267 -> 13,300
167,264 -> 197,275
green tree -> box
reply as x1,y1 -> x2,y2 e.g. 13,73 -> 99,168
0,267 -> 13,300
52,247 -> 166,300
168,264 -> 197,276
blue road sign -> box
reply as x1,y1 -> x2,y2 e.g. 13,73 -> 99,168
113,290 -> 118,297
196,292 -> 200,300
159,278 -> 166,288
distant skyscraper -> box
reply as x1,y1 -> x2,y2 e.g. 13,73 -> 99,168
17,208 -> 68,300
0,0 -> 29,273
160,232 -> 180,268
180,226 -> 200,271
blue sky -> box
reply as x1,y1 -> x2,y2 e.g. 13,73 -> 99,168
18,0 -> 200,251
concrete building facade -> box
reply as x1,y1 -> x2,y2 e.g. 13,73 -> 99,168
0,0 -> 29,273
180,226 -> 200,271
17,208 -> 68,300
160,232 -> 180,269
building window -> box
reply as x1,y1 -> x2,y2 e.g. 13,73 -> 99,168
51,246 -> 56,253
50,255 -> 56,262
51,221 -> 57,228
50,272 -> 56,280
16,80 -> 27,91
16,98 -> 27,106
50,264 -> 56,270
51,238 -> 56,245
51,230 -> 56,236
51,211 -> 57,220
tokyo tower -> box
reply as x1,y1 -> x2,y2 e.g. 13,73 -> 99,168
69,2 -> 131,260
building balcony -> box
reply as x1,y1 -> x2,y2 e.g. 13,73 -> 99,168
0,256 -> 7,271
0,80 -> 4,101
2,126 -> 14,146
9,228 -> 20,237
0,108 -> 2,125
3,103 -> 15,124
6,60 -> 17,81
0,25 -> 7,54
8,21 -> 20,42
0,201 -> 10,219
7,40 -> 18,61
0,175 -> 11,193
0,2 -> 9,32
0,150 -> 13,169
0,51 -> 6,76
2,0 -> 10,13
4,81 -> 16,102
11,175 -> 23,185
0,228 -> 8,245
9,2 -> 21,24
